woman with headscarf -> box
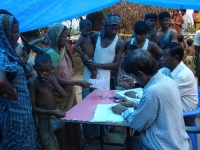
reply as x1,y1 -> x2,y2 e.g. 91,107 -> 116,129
0,14 -> 42,149
29,23 -> 91,149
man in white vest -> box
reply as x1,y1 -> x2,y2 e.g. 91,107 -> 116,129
82,14 -> 124,146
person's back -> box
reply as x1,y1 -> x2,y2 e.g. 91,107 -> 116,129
28,53 -> 66,150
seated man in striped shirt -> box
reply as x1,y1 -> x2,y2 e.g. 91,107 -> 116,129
112,49 -> 189,150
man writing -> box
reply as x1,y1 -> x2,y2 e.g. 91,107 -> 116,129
112,49 -> 189,150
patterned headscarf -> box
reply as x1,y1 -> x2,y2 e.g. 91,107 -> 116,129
45,23 -> 66,51
0,14 -> 19,73
100,14 -> 121,38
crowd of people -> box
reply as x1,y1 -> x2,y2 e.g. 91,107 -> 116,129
0,8 -> 200,150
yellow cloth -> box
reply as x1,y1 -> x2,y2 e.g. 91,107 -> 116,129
195,12 -> 200,31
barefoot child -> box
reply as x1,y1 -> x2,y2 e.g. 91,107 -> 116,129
28,53 -> 67,150
74,19 -> 97,80
186,39 -> 195,68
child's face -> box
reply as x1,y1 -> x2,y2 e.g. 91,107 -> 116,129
80,26 -> 92,37
35,62 -> 52,79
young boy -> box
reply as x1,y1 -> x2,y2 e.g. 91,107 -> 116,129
178,34 -> 187,61
28,53 -> 67,150
186,39 -> 195,68
74,19 -> 97,80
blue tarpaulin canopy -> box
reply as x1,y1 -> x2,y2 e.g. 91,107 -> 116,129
1,0 -> 199,32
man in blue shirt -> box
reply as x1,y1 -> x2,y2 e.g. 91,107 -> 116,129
112,49 -> 189,150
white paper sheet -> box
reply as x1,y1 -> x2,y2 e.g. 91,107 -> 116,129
89,79 -> 109,89
92,104 -> 134,123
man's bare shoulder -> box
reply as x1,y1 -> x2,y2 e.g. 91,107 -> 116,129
124,38 -> 132,47
116,38 -> 125,48
27,77 -> 38,85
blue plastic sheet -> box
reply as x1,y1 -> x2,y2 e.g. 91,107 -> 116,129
0,0 -> 199,32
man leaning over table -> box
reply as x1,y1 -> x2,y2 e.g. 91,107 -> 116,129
159,42 -> 198,126
112,49 -> 189,150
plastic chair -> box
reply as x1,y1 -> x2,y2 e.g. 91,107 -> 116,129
183,87 -> 200,150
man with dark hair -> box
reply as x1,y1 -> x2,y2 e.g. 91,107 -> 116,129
155,11 -> 177,49
125,21 -> 162,58
180,9 -> 192,34
82,14 -> 124,146
144,13 -> 158,41
112,49 -> 189,150
160,42 -> 198,126
129,13 -> 158,43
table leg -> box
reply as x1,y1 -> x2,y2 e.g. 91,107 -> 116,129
100,125 -> 104,149
126,127 -> 131,150
73,123 -> 80,150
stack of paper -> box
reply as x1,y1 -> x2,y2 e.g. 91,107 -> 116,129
89,79 -> 109,89
92,104 -> 134,123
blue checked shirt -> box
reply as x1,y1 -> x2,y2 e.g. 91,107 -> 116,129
122,72 -> 189,150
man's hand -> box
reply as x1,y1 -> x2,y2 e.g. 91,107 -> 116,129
120,97 -> 134,107
112,104 -> 127,115
124,91 -> 138,99
79,80 -> 92,88
83,54 -> 89,63
119,75 -> 134,83
86,61 -> 99,70
52,110 -> 66,118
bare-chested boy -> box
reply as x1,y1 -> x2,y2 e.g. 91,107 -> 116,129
125,21 -> 162,58
186,39 -> 195,67
74,19 -> 97,79
28,53 -> 67,150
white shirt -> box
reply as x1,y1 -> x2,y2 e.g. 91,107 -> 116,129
182,13 -> 192,25
159,61 -> 198,112
194,30 -> 200,46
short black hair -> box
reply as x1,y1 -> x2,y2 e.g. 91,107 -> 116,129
180,9 -> 186,12
187,39 -> 193,46
163,42 -> 184,62
79,19 -> 92,29
159,11 -> 170,20
134,21 -> 148,35
144,13 -> 158,21
178,34 -> 184,42
35,53 -> 52,67
124,49 -> 158,76
0,9 -> 13,15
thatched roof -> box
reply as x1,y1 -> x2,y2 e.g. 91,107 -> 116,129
87,2 -> 171,39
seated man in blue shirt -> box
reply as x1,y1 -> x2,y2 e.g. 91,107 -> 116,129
159,42 -> 198,126
112,49 -> 189,150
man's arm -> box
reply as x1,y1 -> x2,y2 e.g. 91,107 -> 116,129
150,42 -> 162,56
124,39 -> 131,51
170,29 -> 178,42
123,90 -> 158,131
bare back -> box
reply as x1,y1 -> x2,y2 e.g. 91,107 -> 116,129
187,46 -> 195,56
78,35 -> 94,58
